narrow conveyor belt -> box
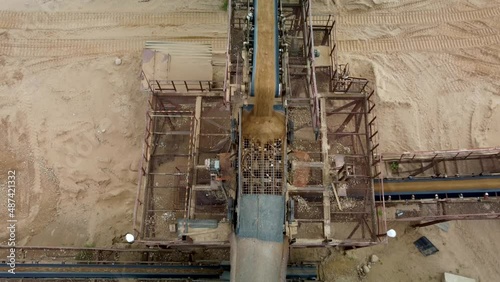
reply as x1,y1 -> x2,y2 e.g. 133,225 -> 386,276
374,176 -> 500,195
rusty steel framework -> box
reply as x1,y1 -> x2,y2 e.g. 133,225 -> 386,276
376,148 -> 500,226
379,147 -> 500,179
224,0 -> 385,248
132,0 -> 500,252
145,79 -> 223,94
132,89 -> 233,245
6,2 -> 500,275
286,86 -> 381,247
262,0 -> 382,247
135,0 -> 385,249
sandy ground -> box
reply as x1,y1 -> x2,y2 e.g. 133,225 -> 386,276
320,0 -> 500,281
322,221 -> 500,282
0,0 -> 228,247
333,0 -> 500,152
0,0 -> 499,281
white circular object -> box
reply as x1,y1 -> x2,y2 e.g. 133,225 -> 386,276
386,229 -> 397,238
115,58 -> 122,65
125,233 -> 135,243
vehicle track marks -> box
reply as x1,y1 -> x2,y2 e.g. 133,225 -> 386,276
0,11 -> 227,29
338,34 -> 500,52
0,38 -> 227,57
323,6 -> 500,26
23,55 -> 101,74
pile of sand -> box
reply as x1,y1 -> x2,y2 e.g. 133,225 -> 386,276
331,0 -> 500,152
0,53 -> 148,246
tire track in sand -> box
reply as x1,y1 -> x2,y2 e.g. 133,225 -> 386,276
0,11 -> 227,29
332,6 -> 500,26
22,55 -> 101,74
0,37 -> 227,57
398,24 -> 498,40
17,89 -> 43,222
338,34 -> 500,52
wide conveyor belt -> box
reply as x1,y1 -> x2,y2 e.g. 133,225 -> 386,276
250,0 -> 280,116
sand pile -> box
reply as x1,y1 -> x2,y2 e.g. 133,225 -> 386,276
332,1 -> 500,152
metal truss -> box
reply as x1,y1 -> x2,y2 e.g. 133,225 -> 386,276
376,147 -> 500,226
133,92 -> 231,244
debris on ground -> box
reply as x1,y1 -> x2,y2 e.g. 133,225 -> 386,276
357,253 -> 381,277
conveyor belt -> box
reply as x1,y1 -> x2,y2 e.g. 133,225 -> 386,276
250,0 -> 280,116
374,176 -> 500,196
0,264 -> 225,279
233,1 -> 287,281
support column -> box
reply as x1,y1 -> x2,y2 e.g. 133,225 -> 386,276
189,96 -> 203,219
363,94 -> 377,239
320,98 -> 331,238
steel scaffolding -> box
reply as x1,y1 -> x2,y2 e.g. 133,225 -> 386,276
133,91 -> 232,244
376,147 -> 500,226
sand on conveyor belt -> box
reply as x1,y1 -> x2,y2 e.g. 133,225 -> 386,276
242,111 -> 286,143
243,0 -> 285,143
